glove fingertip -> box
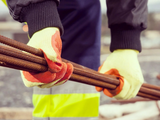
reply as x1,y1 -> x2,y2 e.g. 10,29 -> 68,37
67,63 -> 74,73
54,62 -> 73,85
61,63 -> 73,80
55,62 -> 67,80
45,55 -> 63,73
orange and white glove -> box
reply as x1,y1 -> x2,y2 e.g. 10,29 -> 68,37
21,27 -> 73,88
96,49 -> 144,100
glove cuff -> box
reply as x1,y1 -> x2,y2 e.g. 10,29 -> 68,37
110,24 -> 142,52
20,1 -> 63,37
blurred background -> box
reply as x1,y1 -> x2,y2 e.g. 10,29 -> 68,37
0,0 -> 160,120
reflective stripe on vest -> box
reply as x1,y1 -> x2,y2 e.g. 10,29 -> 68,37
33,81 -> 100,119
32,93 -> 100,118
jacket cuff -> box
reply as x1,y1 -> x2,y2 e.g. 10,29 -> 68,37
20,1 -> 63,37
110,25 -> 142,52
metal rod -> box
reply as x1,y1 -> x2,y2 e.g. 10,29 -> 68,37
0,61 -> 36,72
0,53 -> 48,72
142,83 -> 160,91
137,92 -> 159,100
0,35 -> 43,57
0,50 -> 160,100
0,34 -> 160,100
1,34 -> 160,91
0,44 -> 47,66
1,41 -> 160,93
0,59 -> 159,100
62,58 -> 160,91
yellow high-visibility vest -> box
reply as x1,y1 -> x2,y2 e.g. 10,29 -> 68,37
32,81 -> 100,120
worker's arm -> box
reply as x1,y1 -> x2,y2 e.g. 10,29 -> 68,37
3,0 -> 73,88
96,0 -> 148,100
106,0 -> 148,52
3,0 -> 63,37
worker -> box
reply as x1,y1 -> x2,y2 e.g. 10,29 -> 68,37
2,0 -> 148,119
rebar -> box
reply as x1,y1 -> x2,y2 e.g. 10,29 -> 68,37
0,34 -> 160,100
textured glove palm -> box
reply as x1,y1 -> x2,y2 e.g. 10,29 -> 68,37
21,27 -> 73,88
96,49 -> 144,100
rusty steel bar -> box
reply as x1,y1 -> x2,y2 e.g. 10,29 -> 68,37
0,45 -> 47,66
0,53 -> 117,89
0,35 -> 160,100
2,41 -> 160,93
70,74 -> 117,89
0,52 -> 160,100
0,35 -> 43,57
62,58 -> 120,85
1,35 -> 160,91
0,39 -> 120,86
63,59 -> 160,91
0,58 -> 160,100
73,67 -> 119,85
0,53 -> 48,72
0,61 -> 36,72
62,59 -> 160,92
139,87 -> 160,98
142,83 -> 160,91
137,92 -> 160,100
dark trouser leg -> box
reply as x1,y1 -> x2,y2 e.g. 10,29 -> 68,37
58,0 -> 101,70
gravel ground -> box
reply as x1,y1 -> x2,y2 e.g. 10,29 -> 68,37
0,68 -> 33,107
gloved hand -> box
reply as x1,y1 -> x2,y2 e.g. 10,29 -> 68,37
21,27 -> 73,88
96,49 -> 144,100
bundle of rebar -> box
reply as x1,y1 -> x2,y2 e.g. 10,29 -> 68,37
0,35 -> 160,100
